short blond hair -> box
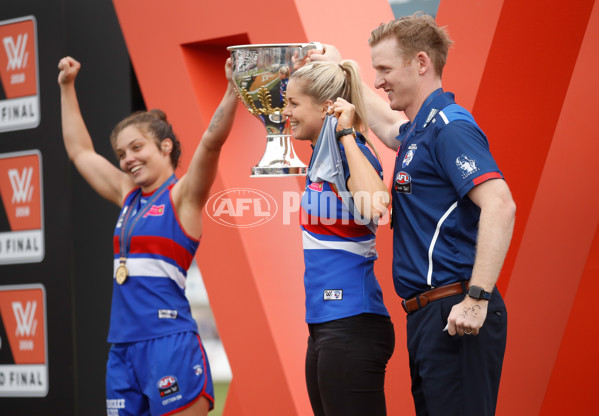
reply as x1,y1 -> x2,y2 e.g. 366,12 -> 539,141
369,12 -> 453,77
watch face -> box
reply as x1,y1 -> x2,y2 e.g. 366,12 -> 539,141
468,286 -> 491,300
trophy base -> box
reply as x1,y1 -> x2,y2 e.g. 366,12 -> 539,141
251,166 -> 307,177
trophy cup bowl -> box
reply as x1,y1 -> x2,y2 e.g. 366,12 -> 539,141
228,43 -> 321,177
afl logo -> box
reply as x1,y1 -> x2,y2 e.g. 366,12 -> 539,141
157,375 -> 180,397
157,376 -> 176,389
394,171 -> 412,194
206,188 -> 278,228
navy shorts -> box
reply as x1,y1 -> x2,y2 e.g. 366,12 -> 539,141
106,331 -> 214,416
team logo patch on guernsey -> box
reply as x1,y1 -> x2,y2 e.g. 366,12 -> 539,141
324,289 -> 343,300
193,364 -> 203,376
402,144 -> 418,168
456,155 -> 479,178
157,375 -> 179,398
394,171 -> 412,194
402,149 -> 414,168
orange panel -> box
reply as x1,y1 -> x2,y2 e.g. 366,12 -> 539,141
540,225 -> 599,414
437,1 -> 598,414
497,1 -> 599,414
438,0 -> 505,111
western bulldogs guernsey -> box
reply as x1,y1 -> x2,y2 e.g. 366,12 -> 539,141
301,135 -> 390,324
108,177 -> 199,343
391,89 -> 504,299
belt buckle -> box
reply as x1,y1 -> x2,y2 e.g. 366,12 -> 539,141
402,299 -> 409,314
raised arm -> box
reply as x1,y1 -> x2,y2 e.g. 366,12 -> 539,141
58,57 -> 133,206
331,98 -> 390,220
173,58 -> 238,236
308,44 -> 407,150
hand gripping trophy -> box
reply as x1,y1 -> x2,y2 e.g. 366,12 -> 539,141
228,43 -> 321,176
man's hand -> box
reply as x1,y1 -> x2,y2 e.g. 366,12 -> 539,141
446,296 -> 488,336
307,43 -> 342,64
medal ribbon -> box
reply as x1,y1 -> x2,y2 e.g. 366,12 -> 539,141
118,174 -> 177,266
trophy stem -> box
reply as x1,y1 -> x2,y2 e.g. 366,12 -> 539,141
251,135 -> 307,177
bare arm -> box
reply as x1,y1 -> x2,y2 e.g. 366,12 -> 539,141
332,98 -> 390,220
360,86 -> 406,150
308,44 -> 407,150
173,58 -> 238,237
446,179 -> 516,336
58,57 -> 133,206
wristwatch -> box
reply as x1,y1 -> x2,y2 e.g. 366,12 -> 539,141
335,127 -> 356,141
467,285 -> 492,301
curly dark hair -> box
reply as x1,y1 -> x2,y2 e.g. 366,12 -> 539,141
110,109 -> 181,169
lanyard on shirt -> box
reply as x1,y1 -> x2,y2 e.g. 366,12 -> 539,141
115,174 -> 176,284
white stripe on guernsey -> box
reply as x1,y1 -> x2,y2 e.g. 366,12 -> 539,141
427,201 -> 458,286
302,230 -> 377,258
439,111 -> 449,125
113,257 -> 186,289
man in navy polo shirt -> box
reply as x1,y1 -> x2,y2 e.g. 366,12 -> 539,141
308,12 -> 516,416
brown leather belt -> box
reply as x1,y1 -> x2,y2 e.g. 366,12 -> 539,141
402,281 -> 468,314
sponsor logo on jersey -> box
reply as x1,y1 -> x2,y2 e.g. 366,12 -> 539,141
323,289 -> 343,300
107,398 -> 126,415
423,108 -> 438,128
394,171 -> 412,194
158,309 -> 177,319
308,181 -> 324,192
143,204 -> 165,217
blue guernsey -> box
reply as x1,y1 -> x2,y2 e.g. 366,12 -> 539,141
301,135 -> 390,324
109,182 -> 199,343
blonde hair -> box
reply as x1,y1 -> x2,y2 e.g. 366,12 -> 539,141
369,12 -> 453,77
291,60 -> 381,161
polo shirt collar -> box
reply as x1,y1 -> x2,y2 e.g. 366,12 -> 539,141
412,88 -> 455,133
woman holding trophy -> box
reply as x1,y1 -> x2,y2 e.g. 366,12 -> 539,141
58,56 -> 237,416
282,61 -> 395,415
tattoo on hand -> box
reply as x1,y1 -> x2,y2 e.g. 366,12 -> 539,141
461,304 -> 481,318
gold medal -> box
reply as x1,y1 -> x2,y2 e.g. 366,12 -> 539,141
116,263 -> 128,285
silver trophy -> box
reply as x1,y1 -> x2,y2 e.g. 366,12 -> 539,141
228,43 -> 321,177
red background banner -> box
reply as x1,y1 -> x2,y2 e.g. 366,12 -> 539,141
112,0 -> 599,414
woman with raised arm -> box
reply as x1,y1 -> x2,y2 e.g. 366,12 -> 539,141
282,61 -> 395,416
58,56 -> 237,416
